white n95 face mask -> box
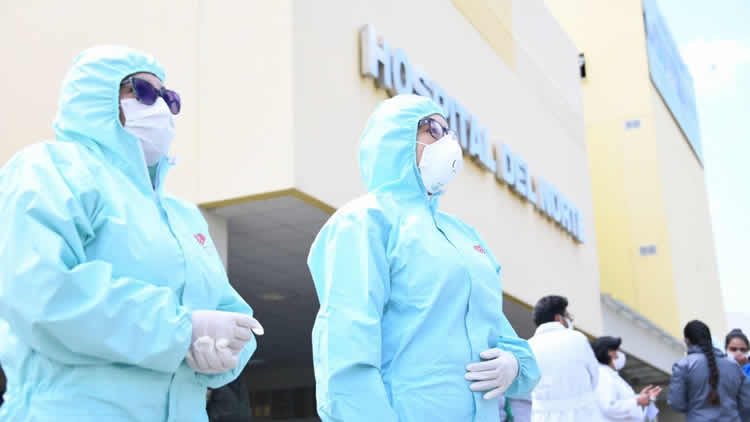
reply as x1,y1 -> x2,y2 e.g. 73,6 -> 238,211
614,351 -> 627,371
417,133 -> 463,194
120,97 -> 176,166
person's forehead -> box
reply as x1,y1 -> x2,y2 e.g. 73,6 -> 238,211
132,72 -> 163,88
429,113 -> 448,126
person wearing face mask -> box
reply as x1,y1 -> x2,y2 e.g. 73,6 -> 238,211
592,337 -> 661,422
527,295 -> 603,422
669,320 -> 750,422
726,329 -> 750,378
307,95 -> 540,422
0,46 -> 263,422
726,329 -> 750,421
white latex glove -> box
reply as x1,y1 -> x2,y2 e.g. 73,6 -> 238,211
465,348 -> 520,399
186,337 -> 238,374
191,310 -> 264,353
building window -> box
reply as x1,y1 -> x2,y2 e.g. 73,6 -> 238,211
639,245 -> 657,256
625,119 -> 642,130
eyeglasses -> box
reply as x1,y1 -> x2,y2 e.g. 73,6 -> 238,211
120,76 -> 181,115
418,117 -> 452,141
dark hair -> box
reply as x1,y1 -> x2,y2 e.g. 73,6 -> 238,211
725,328 -> 750,350
533,295 -> 568,326
592,336 -> 622,365
685,320 -> 720,406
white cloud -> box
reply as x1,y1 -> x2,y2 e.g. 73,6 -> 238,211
680,39 -> 750,93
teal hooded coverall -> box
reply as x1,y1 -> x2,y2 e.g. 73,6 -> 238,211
0,46 -> 256,422
308,95 -> 540,422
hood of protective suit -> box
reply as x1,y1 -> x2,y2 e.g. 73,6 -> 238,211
309,95 -> 542,420
358,94 -> 445,196
53,45 -> 167,184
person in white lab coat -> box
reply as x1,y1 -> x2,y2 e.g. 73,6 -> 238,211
592,336 -> 662,422
528,296 -> 603,422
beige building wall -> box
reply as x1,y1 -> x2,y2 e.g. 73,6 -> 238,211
0,1 -> 296,206
291,0 -> 602,334
1,0 -> 602,334
196,0 -> 296,204
0,0 -> 203,202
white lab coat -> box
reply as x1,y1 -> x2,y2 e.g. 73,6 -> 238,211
500,396 -> 532,422
529,322 -> 604,422
596,365 -> 646,421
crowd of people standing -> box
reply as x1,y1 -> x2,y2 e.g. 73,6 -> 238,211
499,295 -> 750,422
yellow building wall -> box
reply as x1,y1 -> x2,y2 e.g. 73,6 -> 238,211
545,0 -> 686,336
452,0 -> 516,68
651,87 -> 728,335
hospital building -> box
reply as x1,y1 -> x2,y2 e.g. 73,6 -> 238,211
0,1 -> 725,420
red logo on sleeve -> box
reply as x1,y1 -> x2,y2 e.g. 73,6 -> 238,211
194,233 -> 207,246
473,244 -> 486,255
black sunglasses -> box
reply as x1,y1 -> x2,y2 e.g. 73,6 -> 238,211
418,117 -> 452,141
120,76 -> 181,115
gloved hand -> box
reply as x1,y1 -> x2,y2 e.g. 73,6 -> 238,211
465,348 -> 520,399
190,310 -> 264,353
186,336 -> 238,374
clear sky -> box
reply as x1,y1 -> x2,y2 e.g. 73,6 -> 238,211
657,0 -> 749,319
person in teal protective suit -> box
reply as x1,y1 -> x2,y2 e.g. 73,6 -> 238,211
308,94 -> 540,422
0,46 -> 262,422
